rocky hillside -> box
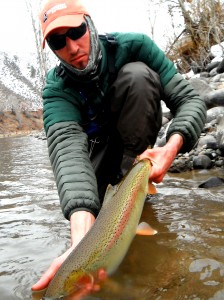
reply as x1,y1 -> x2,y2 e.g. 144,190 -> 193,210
0,51 -> 44,111
0,110 -> 43,137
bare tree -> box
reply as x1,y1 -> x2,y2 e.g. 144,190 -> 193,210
146,0 -> 161,40
25,0 -> 48,86
162,0 -> 224,73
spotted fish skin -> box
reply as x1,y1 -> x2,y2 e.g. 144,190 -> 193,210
44,159 -> 152,299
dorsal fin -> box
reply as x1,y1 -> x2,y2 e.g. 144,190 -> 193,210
104,184 -> 118,204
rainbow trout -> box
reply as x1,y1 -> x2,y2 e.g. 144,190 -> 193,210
43,158 -> 156,299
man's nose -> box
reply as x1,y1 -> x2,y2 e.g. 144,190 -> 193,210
66,37 -> 79,53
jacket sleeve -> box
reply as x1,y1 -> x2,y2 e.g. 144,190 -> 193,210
164,73 -> 207,153
46,121 -> 101,220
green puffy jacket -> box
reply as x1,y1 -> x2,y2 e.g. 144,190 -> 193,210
43,32 -> 206,220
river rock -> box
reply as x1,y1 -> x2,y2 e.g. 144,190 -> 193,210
216,115 -> 224,153
215,159 -> 224,167
210,42 -> 224,60
217,58 -> 224,73
197,135 -> 217,149
206,107 -> 224,123
209,68 -> 218,77
200,72 -> 210,78
189,78 -> 213,97
169,157 -> 192,173
203,89 -> 224,109
210,73 -> 222,82
198,177 -> 224,188
206,61 -> 220,72
193,155 -> 213,169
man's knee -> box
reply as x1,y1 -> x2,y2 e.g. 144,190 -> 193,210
110,62 -> 163,155
118,62 -> 162,91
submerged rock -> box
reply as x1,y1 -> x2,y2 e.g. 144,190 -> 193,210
198,177 -> 224,188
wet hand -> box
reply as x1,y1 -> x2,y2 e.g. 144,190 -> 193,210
138,147 -> 168,183
32,211 -> 95,292
139,134 -> 183,183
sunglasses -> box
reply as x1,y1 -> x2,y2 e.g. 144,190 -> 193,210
47,22 -> 87,50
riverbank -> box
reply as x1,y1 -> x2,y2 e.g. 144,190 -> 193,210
0,110 -> 43,138
157,106 -> 224,173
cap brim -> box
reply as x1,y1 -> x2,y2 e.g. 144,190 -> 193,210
42,14 -> 84,48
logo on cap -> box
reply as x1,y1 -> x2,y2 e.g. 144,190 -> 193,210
43,13 -> 48,23
47,3 -> 67,15
43,4 -> 67,23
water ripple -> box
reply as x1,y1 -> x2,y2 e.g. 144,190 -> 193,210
0,136 -> 224,300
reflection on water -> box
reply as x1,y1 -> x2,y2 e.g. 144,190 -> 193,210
0,136 -> 223,300
0,136 -> 69,300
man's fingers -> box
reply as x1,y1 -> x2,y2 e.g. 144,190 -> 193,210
31,258 -> 62,291
31,273 -> 51,291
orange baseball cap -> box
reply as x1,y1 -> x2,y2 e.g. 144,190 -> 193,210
40,0 -> 90,48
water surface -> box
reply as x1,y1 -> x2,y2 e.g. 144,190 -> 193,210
0,136 -> 223,300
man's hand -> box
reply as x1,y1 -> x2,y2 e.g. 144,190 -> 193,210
32,211 -> 95,291
139,134 -> 183,183
31,246 -> 77,291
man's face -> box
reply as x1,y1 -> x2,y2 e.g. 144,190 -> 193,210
47,23 -> 90,70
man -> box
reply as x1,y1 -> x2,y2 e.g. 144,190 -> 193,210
32,0 -> 206,291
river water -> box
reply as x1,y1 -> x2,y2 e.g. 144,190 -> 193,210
0,136 -> 223,300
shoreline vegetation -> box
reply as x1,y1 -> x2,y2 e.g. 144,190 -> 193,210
0,110 -> 43,138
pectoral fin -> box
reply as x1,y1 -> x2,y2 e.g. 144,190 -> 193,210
136,222 -> 157,235
148,182 -> 157,194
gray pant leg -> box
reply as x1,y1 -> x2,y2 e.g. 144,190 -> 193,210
109,61 -> 163,156
91,62 -> 163,198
